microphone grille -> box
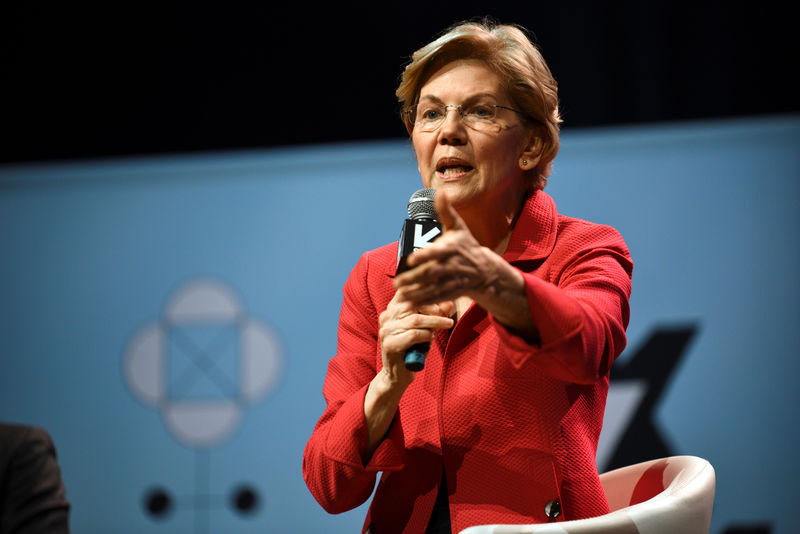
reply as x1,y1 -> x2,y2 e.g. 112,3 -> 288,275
407,188 -> 437,220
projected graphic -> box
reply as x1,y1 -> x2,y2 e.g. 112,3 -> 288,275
124,278 -> 282,447
123,278 -> 283,529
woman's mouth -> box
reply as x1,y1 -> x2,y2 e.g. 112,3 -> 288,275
436,158 -> 474,179
440,166 -> 472,175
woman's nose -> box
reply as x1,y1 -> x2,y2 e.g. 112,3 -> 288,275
438,108 -> 466,145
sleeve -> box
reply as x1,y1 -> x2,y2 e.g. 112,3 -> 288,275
302,251 -> 407,515
1,425 -> 71,534
493,223 -> 633,384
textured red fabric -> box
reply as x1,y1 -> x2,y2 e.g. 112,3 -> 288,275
303,190 -> 633,534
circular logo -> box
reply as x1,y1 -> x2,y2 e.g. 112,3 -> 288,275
123,278 -> 283,448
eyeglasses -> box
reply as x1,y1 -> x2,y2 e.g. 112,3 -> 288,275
407,101 -> 528,132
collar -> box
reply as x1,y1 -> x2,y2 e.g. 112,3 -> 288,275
501,189 -> 558,264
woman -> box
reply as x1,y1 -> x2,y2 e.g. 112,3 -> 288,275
303,20 -> 633,534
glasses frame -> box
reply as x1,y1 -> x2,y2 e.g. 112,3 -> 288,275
406,102 -> 530,132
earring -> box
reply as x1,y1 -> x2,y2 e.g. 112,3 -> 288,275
522,159 -> 528,167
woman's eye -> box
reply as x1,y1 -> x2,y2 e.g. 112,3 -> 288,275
469,105 -> 494,118
421,108 -> 442,121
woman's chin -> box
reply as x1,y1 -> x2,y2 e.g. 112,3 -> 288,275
432,179 -> 474,196
439,187 -> 485,212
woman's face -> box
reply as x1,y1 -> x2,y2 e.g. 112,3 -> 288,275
411,59 -> 535,214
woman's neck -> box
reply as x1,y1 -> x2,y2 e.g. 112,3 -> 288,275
457,189 -> 527,255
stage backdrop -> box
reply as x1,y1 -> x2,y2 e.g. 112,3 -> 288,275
1,115 -> 798,534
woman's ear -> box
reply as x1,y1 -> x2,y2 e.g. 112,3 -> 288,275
519,133 -> 543,171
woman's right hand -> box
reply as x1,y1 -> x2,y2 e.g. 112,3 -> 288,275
362,294 -> 453,462
377,293 -> 455,388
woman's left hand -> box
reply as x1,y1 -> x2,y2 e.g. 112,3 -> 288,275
394,191 -> 539,342
394,191 -> 507,308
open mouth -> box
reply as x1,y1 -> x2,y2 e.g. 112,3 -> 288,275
438,165 -> 473,175
436,158 -> 474,176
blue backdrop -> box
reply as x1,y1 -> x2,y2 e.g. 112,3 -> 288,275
1,115 -> 798,533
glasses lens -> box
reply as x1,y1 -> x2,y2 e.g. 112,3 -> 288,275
413,104 -> 446,132
461,104 -> 498,129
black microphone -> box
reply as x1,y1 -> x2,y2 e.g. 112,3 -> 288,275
396,188 -> 441,371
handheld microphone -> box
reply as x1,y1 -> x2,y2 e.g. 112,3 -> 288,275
396,188 -> 441,371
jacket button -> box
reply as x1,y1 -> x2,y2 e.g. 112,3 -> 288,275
544,499 -> 561,519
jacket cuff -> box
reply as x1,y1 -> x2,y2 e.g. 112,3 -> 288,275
521,271 -> 584,349
488,271 -> 585,371
323,384 -> 406,472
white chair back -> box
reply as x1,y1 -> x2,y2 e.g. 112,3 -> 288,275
458,455 -> 716,534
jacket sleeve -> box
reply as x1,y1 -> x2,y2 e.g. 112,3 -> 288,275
302,251 -> 407,514
493,223 -> 633,384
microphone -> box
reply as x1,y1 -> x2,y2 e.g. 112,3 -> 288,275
396,188 -> 441,371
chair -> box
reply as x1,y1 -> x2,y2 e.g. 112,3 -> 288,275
459,455 -> 716,534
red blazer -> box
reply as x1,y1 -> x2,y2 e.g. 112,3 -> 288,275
303,190 -> 633,534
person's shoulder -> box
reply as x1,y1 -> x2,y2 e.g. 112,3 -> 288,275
553,215 -> 632,273
556,214 -> 627,247
0,422 -> 54,449
0,422 -> 59,478
352,242 -> 399,278
0,422 -> 70,532
342,243 -> 398,312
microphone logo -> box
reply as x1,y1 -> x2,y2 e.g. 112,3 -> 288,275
413,224 -> 441,250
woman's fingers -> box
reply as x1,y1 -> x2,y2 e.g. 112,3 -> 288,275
379,296 -> 454,358
421,300 -> 455,319
397,198 -> 492,306
380,312 -> 453,344
397,276 -> 471,307
396,245 -> 493,306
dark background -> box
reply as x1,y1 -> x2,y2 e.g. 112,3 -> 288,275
2,2 -> 796,164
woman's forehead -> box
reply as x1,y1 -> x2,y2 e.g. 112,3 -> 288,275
419,59 -> 505,99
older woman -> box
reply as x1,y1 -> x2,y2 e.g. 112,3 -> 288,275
303,20 -> 633,534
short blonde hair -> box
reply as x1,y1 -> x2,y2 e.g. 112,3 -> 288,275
396,20 -> 562,189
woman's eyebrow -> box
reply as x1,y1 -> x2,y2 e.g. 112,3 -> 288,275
463,93 -> 501,103
417,92 -> 501,104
